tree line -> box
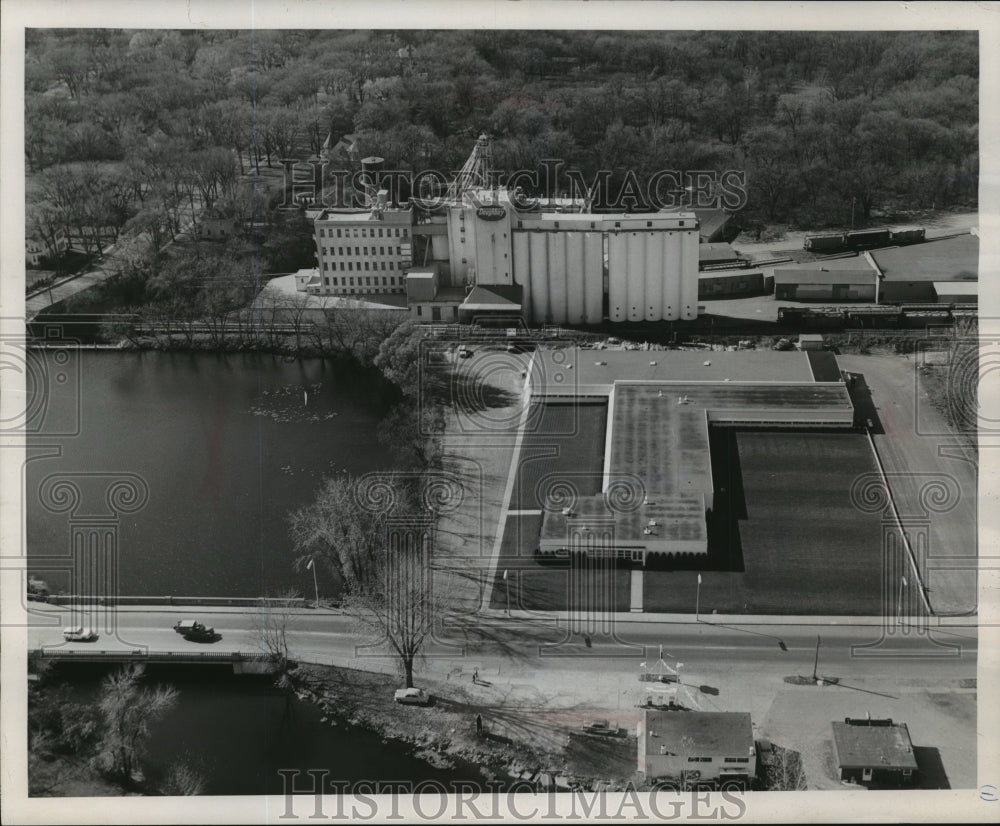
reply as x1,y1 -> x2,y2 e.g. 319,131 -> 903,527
27,29 -> 977,249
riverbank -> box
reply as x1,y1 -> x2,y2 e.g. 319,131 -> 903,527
290,661 -> 641,791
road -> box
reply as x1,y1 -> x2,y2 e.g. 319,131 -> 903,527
838,352 -> 979,615
26,604 -> 977,680
24,603 -> 980,788
25,209 -> 201,320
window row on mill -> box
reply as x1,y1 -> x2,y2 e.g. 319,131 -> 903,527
322,260 -> 403,271
318,227 -> 409,239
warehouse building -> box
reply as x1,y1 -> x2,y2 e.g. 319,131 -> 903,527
771,253 -> 879,301
868,233 -> 979,304
404,264 -> 467,322
698,269 -> 765,299
537,377 -> 855,563
772,267 -> 877,301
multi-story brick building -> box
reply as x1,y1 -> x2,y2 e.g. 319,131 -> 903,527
311,201 -> 413,297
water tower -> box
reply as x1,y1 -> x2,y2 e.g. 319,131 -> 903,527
359,156 -> 385,209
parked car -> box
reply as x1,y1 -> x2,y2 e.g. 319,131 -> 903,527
173,619 -> 216,641
394,687 -> 431,706
457,345 -> 472,359
62,626 -> 98,642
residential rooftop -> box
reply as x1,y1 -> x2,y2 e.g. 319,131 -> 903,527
644,710 -> 754,758
832,719 -> 918,771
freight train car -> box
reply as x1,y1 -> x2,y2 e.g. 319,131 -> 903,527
803,227 -> 925,253
778,302 -> 971,330
888,227 -> 925,245
844,228 -> 892,249
803,233 -> 846,252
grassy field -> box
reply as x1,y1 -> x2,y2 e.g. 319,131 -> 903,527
643,430 -> 885,614
509,402 -> 607,511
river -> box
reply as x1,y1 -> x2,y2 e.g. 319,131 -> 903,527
26,350 -> 399,598
35,663 -> 485,795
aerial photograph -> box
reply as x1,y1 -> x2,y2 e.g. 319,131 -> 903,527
1,2 -> 992,823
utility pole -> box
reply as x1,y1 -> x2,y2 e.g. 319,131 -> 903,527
307,557 -> 319,609
695,573 -> 702,622
812,635 -> 821,683
898,575 -> 907,626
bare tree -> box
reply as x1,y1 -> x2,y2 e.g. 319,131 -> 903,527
259,588 -> 302,672
160,763 -> 206,796
289,473 -> 455,688
760,745 -> 807,791
96,664 -> 178,785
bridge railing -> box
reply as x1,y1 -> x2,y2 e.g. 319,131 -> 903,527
40,595 -> 322,609
32,649 -> 280,664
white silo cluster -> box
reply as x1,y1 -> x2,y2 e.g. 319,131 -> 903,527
513,229 -> 604,325
511,211 -> 698,325
606,218 -> 698,322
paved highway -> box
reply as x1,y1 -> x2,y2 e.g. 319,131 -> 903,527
25,604 -> 978,685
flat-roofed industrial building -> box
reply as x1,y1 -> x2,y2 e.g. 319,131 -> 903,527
868,233 -> 978,304
772,267 -> 877,301
537,371 -> 855,563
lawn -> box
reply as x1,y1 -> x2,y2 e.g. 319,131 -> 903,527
509,402 -> 607,511
643,430 -> 886,614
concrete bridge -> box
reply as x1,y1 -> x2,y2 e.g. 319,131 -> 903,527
31,647 -> 281,674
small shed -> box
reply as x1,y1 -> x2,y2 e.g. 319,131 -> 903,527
831,718 -> 918,787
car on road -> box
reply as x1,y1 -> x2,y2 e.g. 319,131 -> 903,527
456,345 -> 472,359
394,687 -> 431,706
62,626 -> 98,642
173,619 -> 217,642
